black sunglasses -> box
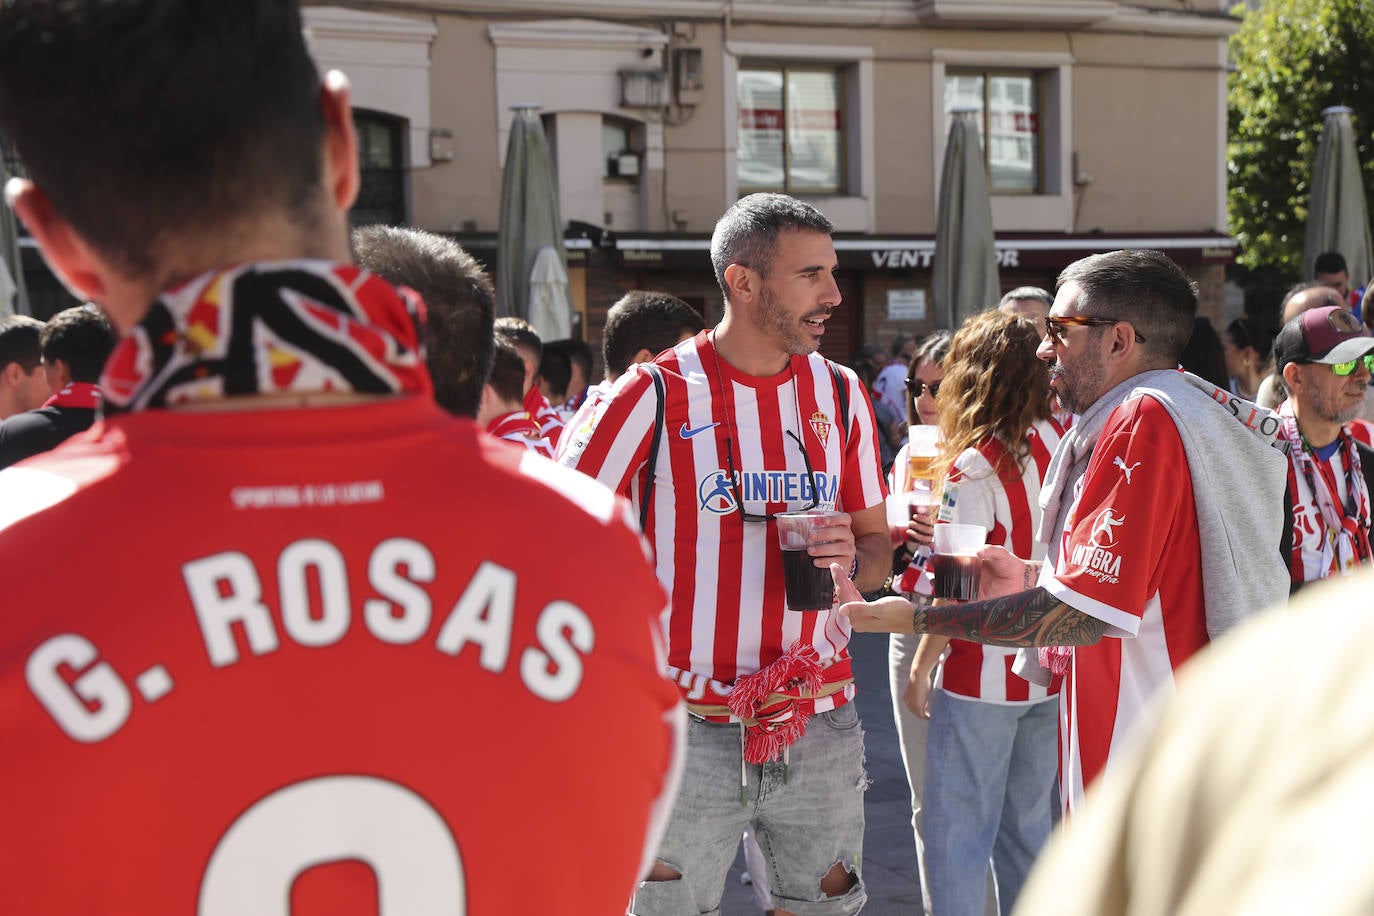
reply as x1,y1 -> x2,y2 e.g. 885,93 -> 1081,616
723,430 -> 818,522
1044,314 -> 1146,346
906,379 -> 941,398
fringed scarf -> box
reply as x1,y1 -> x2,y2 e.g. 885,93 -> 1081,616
1279,406 -> 1372,574
101,261 -> 430,412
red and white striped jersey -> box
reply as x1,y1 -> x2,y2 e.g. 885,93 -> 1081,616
935,419 -> 1064,704
1041,395 -> 1206,815
486,410 -> 556,459
524,386 -> 565,449
559,330 -> 887,691
1351,418 -> 1374,447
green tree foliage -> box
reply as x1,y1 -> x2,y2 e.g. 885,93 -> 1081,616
1228,0 -> 1374,278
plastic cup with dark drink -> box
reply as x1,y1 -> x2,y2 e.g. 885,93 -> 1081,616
931,523 -> 986,601
776,509 -> 843,611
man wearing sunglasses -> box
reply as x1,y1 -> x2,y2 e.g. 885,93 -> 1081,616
1274,306 -> 1374,586
561,192 -> 889,915
838,249 -> 1291,817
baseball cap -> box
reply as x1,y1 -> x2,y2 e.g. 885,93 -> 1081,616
1273,305 -> 1374,371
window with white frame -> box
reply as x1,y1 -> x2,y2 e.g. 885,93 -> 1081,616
945,70 -> 1041,193
737,65 -> 846,195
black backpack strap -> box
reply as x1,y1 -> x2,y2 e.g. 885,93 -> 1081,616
1282,472 -> 1298,596
827,360 -> 850,449
639,364 -> 667,532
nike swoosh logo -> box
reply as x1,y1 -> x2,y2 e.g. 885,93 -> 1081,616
679,422 -> 720,439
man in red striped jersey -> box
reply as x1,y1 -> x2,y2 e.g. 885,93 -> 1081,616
840,249 -> 1291,817
479,338 -> 557,458
560,193 -> 889,915
0,1 -> 682,911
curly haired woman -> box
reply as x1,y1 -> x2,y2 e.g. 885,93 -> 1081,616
909,311 -> 1065,916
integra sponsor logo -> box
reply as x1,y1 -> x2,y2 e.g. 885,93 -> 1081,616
1069,543 -> 1121,582
698,468 -> 839,515
1070,507 -> 1124,583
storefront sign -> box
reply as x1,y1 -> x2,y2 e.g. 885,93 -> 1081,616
887,288 -> 926,321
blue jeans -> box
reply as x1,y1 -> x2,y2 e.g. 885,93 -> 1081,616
922,690 -> 1057,916
630,706 -> 868,916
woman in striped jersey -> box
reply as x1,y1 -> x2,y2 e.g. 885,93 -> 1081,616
907,310 -> 1064,916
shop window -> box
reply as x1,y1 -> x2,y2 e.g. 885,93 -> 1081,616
351,110 -> 407,227
944,71 -> 1041,194
737,65 -> 845,195
602,117 -> 641,181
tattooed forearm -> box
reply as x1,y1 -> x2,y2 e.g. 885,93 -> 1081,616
1022,561 -> 1042,590
911,588 -> 1107,648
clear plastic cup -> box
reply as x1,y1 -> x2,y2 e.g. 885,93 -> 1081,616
776,509 -> 842,611
931,522 -> 986,600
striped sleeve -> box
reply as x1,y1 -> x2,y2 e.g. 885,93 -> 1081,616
556,366 -> 658,502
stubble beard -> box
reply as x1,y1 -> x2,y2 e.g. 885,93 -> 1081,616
756,284 -> 823,357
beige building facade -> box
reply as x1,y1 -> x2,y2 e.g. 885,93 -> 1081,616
302,0 -> 1239,366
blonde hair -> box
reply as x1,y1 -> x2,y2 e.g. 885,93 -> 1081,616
934,311 -> 1051,485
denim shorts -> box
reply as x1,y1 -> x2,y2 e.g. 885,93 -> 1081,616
630,704 -> 868,916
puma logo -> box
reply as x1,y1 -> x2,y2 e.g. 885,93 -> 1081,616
1113,456 -> 1141,484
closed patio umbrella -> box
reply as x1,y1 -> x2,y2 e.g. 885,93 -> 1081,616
497,105 -> 571,340
932,108 -> 999,330
1304,105 -> 1373,291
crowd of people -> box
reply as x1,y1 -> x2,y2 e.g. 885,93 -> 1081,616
1,2 -> 1372,915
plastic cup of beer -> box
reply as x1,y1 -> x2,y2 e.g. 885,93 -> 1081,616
776,509 -> 843,611
907,425 -> 940,486
931,523 -> 986,601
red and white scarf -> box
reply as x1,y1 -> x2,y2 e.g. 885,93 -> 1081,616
102,261 -> 430,412
1279,406 -> 1372,575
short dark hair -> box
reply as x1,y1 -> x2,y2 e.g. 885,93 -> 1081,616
1313,251 -> 1349,276
709,193 -> 833,299
999,286 -> 1054,308
1056,249 -> 1198,365
41,304 -> 116,383
0,315 -> 44,371
493,316 -> 542,366
603,290 -> 704,378
352,226 -> 495,419
549,338 -> 594,382
538,347 -> 571,401
487,338 -> 526,406
1224,316 -> 1273,362
0,1 -> 326,280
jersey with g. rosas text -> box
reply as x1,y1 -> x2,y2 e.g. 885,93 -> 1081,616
558,330 -> 887,696
0,397 -> 681,915
1041,394 -> 1206,815
937,419 -> 1063,704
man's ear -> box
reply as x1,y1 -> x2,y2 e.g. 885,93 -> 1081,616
723,263 -> 758,304
319,71 -> 360,215
6,179 -> 109,303
1281,361 -> 1303,392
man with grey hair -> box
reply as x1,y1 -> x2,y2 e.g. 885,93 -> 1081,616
561,192 -> 888,914
838,249 -> 1290,817
1273,306 -> 1374,586
997,285 -> 1053,337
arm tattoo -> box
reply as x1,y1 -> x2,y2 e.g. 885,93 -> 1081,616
911,587 -> 1107,648
1022,561 -> 1042,590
